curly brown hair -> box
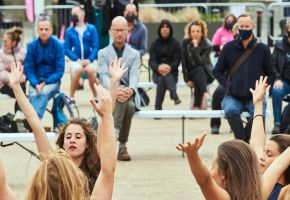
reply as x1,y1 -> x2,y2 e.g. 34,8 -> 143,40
56,118 -> 100,193
184,19 -> 208,40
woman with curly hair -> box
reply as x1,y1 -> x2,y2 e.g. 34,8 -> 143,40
182,20 -> 214,110
0,58 -> 126,199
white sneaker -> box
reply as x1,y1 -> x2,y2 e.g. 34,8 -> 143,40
14,111 -> 25,121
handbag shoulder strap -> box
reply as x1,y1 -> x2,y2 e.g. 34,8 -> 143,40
228,42 -> 258,80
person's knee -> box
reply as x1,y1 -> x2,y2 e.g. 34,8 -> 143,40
72,67 -> 83,77
272,87 -> 285,98
222,98 -> 242,117
85,69 -> 96,78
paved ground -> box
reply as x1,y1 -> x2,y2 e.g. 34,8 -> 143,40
0,69 -> 276,200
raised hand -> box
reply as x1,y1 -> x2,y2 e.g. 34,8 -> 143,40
90,83 -> 113,117
250,76 -> 268,105
109,57 -> 127,82
8,63 -> 23,89
176,133 -> 207,157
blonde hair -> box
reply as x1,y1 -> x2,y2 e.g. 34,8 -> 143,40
25,150 -> 89,200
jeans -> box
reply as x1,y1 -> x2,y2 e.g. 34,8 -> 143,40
222,95 -> 266,141
29,82 -> 60,119
272,81 -> 290,124
113,97 -> 136,144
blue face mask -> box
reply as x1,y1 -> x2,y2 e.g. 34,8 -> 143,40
238,29 -> 252,40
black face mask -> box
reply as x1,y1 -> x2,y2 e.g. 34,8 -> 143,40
71,14 -> 79,26
125,15 -> 137,23
224,22 -> 235,30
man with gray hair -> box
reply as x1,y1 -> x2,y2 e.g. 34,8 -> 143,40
213,12 -> 274,141
24,15 -> 65,120
271,18 -> 290,134
98,16 -> 140,161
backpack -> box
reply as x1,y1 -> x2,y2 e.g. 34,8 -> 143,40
0,113 -> 18,133
51,93 -> 79,129
280,103 -> 290,134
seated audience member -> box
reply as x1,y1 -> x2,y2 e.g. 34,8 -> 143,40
250,76 -> 290,200
98,16 -> 140,161
210,14 -> 237,134
24,15 -> 65,120
271,18 -> 290,134
0,27 -> 26,121
0,61 -> 123,199
124,3 -> 148,57
149,19 -> 182,110
213,13 -> 274,142
211,14 -> 237,63
64,5 -> 99,105
182,20 -> 214,110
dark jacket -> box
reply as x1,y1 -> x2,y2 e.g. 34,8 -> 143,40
272,36 -> 290,81
149,20 -> 181,82
181,38 -> 214,82
213,37 -> 274,99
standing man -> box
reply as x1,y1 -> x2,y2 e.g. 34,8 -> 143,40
64,5 -> 99,105
149,19 -> 182,110
271,18 -> 290,134
124,3 -> 148,57
213,12 -> 274,142
24,15 -> 65,120
98,16 -> 140,161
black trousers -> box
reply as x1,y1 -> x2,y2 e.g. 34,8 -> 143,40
188,67 -> 208,107
0,83 -> 26,112
155,73 -> 178,110
210,84 -> 226,128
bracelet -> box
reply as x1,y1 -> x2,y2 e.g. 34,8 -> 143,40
253,114 -> 263,120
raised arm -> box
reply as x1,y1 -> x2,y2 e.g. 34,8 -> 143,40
262,147 -> 290,199
8,64 -> 52,160
108,57 -> 127,108
90,84 -> 116,200
0,159 -> 16,200
249,76 -> 268,159
176,133 -> 230,200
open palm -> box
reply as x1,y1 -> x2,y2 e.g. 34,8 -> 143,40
109,57 -> 127,82
8,63 -> 23,89
250,76 -> 268,105
176,133 -> 207,156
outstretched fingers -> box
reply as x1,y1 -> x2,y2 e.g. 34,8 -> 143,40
90,83 -> 113,116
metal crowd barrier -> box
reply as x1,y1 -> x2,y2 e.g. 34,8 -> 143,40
139,2 -> 267,43
44,4 -> 77,40
268,2 -> 290,43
